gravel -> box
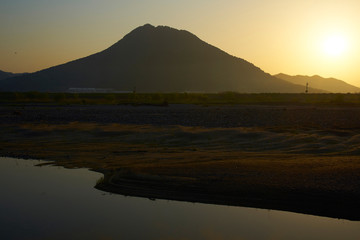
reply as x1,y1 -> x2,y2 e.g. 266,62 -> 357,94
1,104 -> 360,129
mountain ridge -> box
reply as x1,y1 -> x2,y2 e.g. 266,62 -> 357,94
0,24 -> 321,93
275,73 -> 360,93
0,70 -> 26,81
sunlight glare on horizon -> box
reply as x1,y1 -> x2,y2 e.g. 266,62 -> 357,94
323,34 -> 349,57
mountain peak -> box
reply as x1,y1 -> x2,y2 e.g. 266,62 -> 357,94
0,25 -> 313,93
106,24 -> 205,56
122,23 -> 196,40
142,23 -> 155,28
122,23 -> 155,38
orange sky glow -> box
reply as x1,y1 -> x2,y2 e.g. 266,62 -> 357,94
1,0 -> 360,86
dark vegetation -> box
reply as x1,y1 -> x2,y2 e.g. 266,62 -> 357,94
1,92 -> 360,105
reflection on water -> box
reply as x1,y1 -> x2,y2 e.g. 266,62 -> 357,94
0,157 -> 359,240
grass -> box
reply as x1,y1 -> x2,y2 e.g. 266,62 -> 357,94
1,91 -> 360,105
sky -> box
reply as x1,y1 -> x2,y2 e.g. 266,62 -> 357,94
1,0 -> 360,86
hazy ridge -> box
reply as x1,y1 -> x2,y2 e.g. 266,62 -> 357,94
275,73 -> 360,93
0,70 -> 24,81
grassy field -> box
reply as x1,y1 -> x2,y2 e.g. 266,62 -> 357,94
1,91 -> 360,105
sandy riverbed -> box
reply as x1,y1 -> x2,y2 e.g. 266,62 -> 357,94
0,104 -> 359,220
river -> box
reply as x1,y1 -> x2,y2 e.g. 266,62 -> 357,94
0,157 -> 359,240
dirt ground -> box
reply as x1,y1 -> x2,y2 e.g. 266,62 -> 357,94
0,104 -> 359,220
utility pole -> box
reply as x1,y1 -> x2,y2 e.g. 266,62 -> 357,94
305,82 -> 309,94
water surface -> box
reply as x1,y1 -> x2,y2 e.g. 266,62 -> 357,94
0,157 -> 359,240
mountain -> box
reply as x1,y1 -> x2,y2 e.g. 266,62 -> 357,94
0,24 -> 318,93
275,73 -> 360,93
0,70 -> 17,81
0,70 -> 27,81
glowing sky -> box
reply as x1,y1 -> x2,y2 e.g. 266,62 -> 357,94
1,0 -> 360,86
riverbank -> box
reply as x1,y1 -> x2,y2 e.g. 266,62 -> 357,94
0,104 -> 359,220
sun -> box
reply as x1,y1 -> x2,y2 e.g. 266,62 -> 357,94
322,34 -> 348,57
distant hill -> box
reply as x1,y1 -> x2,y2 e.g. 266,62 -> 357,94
0,70 -> 17,81
275,73 -> 360,93
0,24 -> 320,93
0,70 -> 27,81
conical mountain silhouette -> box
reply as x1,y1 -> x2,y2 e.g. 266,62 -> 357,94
0,24 -> 314,92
